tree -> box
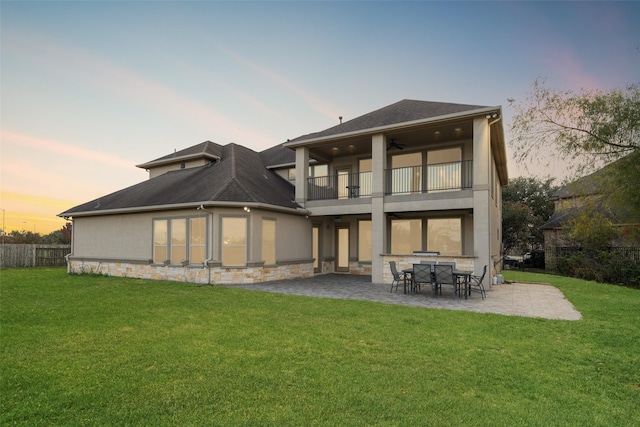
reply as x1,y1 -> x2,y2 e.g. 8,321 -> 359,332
502,176 -> 558,253
7,230 -> 42,244
42,222 -> 72,244
509,78 -> 639,175
502,201 -> 533,254
509,79 -> 640,233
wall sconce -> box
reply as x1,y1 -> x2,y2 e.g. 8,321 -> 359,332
243,206 -> 251,213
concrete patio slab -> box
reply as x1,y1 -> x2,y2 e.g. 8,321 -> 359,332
230,274 -> 582,321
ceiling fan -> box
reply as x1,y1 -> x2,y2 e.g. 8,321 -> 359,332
387,138 -> 405,151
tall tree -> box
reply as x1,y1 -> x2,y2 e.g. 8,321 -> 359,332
502,176 -> 557,253
42,222 -> 72,245
509,79 -> 640,224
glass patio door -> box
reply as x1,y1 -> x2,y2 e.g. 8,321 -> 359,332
336,225 -> 349,272
312,225 -> 320,273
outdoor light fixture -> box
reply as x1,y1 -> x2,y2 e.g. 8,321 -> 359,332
243,206 -> 251,213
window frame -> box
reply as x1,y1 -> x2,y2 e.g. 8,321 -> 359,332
221,216 -> 247,267
262,218 -> 276,266
152,215 -> 208,266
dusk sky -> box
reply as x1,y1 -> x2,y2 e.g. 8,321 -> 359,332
2,1 -> 639,234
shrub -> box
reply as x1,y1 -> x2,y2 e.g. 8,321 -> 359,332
557,247 -> 640,288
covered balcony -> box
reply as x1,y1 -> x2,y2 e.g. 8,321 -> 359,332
306,160 -> 473,201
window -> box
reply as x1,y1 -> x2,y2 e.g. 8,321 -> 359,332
288,168 -> 296,182
391,152 -> 422,194
427,148 -> 461,192
358,220 -> 371,261
170,219 -> 186,264
427,218 -> 461,256
153,220 -> 168,263
222,217 -> 246,266
391,219 -> 422,254
190,217 -> 206,264
310,164 -> 328,178
359,158 -> 372,197
262,219 -> 276,265
153,217 -> 207,265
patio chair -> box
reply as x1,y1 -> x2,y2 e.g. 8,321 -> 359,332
467,265 -> 487,299
412,263 -> 433,294
433,264 -> 459,299
389,261 -> 404,293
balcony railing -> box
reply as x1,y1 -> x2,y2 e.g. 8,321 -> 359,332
385,160 -> 472,195
307,172 -> 372,201
305,160 -> 472,201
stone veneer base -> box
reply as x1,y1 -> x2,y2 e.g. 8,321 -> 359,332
68,260 -> 315,285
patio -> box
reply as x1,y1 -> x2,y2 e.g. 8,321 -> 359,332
229,274 -> 582,320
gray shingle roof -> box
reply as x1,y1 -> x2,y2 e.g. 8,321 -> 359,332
60,143 -> 298,216
288,99 -> 489,143
259,143 -> 296,168
136,140 -> 223,169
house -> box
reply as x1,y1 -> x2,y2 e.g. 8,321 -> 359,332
542,158 -> 639,269
59,99 -> 509,286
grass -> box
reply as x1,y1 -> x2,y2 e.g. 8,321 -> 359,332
1,268 -> 639,426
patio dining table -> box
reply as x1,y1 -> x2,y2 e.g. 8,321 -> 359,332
402,267 -> 472,299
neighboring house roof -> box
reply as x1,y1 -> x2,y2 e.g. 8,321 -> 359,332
543,158 -> 632,229
60,143 -> 299,217
287,99 -> 490,144
136,140 -> 223,169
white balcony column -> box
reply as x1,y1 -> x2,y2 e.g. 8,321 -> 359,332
295,147 -> 310,206
473,117 -> 491,282
371,133 -> 386,283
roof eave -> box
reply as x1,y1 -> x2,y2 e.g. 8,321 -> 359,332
59,200 -> 305,218
284,106 -> 501,147
136,153 -> 221,169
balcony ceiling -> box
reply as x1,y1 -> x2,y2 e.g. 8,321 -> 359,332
308,121 -> 474,161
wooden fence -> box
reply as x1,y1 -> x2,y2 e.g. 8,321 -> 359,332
0,244 -> 71,268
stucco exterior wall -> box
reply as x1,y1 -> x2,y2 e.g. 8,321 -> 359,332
70,207 -> 313,277
72,213 -> 154,260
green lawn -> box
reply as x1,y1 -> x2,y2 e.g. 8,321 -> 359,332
1,268 -> 639,426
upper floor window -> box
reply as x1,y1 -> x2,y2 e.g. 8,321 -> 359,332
309,164 -> 328,178
427,147 -> 461,192
391,152 -> 422,194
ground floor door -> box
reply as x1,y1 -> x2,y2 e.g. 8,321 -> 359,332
336,225 -> 349,272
